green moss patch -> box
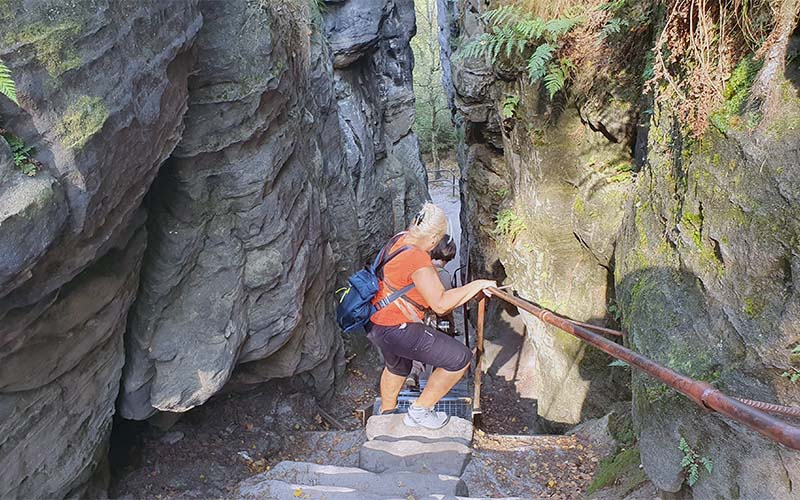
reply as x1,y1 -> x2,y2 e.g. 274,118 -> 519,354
709,56 -> 761,133
6,20 -> 83,76
56,96 -> 109,150
587,446 -> 646,495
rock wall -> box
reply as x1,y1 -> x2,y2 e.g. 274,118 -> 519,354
326,0 -> 428,259
0,0 -> 426,496
444,0 -> 800,496
615,34 -> 800,499
0,2 -> 200,497
441,0 -> 631,430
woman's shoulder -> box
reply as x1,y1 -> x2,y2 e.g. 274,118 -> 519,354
392,241 -> 430,266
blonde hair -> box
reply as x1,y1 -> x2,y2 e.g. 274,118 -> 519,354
408,202 -> 448,243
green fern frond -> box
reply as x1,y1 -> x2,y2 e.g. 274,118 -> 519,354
0,60 -> 18,105
483,5 -> 523,26
544,16 -> 582,39
526,43 -> 555,82
543,63 -> 567,98
459,34 -> 493,60
514,18 -> 546,40
599,17 -> 629,41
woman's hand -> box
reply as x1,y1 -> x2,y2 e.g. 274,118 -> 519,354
472,279 -> 497,297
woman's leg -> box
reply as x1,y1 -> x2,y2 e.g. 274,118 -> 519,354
367,325 -> 413,413
416,364 -> 469,407
379,367 -> 407,413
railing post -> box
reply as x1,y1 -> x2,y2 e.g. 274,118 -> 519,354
473,296 -> 486,420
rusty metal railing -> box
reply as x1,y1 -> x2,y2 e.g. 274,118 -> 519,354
472,287 -> 800,451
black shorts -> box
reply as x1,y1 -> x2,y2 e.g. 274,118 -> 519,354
366,322 -> 472,376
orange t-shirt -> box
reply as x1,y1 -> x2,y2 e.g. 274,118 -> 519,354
370,236 -> 433,326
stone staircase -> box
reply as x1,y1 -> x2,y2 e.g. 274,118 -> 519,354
235,414 -> 520,499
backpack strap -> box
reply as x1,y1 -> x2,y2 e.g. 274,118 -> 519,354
371,233 -> 405,273
383,281 -> 427,311
372,233 -> 418,311
377,283 -> 416,309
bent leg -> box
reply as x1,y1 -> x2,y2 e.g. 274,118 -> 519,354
416,364 -> 469,408
386,323 -> 472,408
379,368 -> 406,413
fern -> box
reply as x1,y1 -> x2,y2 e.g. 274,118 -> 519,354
544,16 -> 582,38
3,133 -> 38,176
599,17 -> 629,41
459,5 -> 581,99
678,437 -> 713,487
501,95 -> 520,118
543,58 -> 574,98
482,4 -> 522,25
527,42 -> 555,82
0,60 -> 18,105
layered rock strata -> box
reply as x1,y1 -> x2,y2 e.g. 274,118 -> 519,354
440,0 -> 631,429
0,0 -> 426,496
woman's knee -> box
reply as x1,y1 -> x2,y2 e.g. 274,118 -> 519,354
441,342 -> 472,372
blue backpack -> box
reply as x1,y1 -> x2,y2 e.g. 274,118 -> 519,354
336,234 -> 415,333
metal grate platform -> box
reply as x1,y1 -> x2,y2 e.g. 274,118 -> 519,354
373,378 -> 473,421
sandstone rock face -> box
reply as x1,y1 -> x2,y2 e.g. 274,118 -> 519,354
117,0 -> 357,420
441,0 -> 630,429
445,0 -> 799,495
0,1 -> 201,497
327,0 -> 429,259
615,67 -> 800,498
0,0 -> 426,497
119,0 -> 427,419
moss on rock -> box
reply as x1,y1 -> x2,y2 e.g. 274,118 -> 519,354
6,19 -> 83,76
56,96 -> 109,150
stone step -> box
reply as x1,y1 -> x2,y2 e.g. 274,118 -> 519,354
360,438 -> 472,476
241,460 -> 468,497
366,414 -> 474,446
236,478 -> 521,500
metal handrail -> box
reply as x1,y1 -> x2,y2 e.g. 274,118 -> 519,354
474,287 -> 800,451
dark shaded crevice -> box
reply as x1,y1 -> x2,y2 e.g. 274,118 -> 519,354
576,105 -> 620,144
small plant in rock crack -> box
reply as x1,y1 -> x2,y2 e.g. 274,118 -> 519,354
679,437 -> 712,487
493,208 -> 527,242
781,367 -> 800,383
2,131 -> 40,176
501,95 -> 520,119
607,300 -> 622,322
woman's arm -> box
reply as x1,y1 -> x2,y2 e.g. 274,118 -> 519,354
412,266 -> 495,315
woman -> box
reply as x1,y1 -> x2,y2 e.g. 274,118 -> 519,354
406,233 -> 458,390
368,202 -> 495,429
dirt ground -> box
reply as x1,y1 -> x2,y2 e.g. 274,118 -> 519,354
109,336 -> 380,500
465,432 -> 601,499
